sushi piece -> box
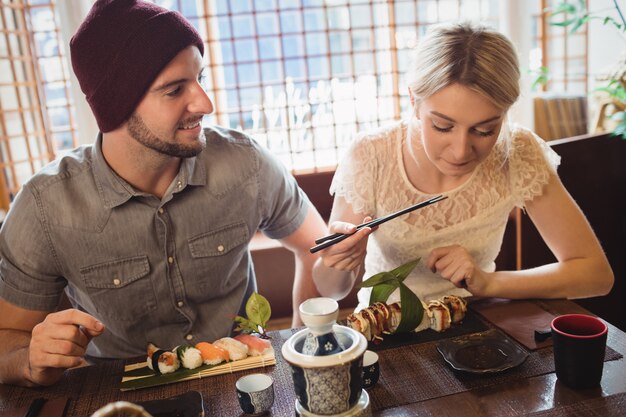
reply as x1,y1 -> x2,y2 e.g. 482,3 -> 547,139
361,308 -> 383,343
347,310 -> 372,341
370,302 -> 391,333
413,301 -> 432,333
426,300 -> 452,332
195,341 -> 230,365
173,345 -> 203,370
441,295 -> 468,323
214,337 -> 249,360
385,302 -> 402,334
146,343 -> 180,375
234,334 -> 273,356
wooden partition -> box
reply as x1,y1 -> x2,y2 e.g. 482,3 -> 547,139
519,133 -> 626,331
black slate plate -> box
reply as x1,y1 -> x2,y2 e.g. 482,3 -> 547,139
137,391 -> 204,417
436,329 -> 529,374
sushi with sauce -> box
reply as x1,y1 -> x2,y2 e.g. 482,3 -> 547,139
195,342 -> 230,365
173,345 -> 203,370
147,343 -> 180,375
214,337 -> 249,360
234,334 -> 273,356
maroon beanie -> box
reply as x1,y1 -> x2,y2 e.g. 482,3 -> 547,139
70,0 -> 204,132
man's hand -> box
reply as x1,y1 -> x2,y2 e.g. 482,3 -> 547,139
27,309 -> 104,386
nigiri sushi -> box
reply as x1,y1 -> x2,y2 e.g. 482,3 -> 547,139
147,343 -> 180,375
195,341 -> 230,365
214,337 -> 249,360
234,334 -> 273,356
173,345 -> 203,370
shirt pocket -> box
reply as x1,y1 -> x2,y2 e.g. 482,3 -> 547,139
79,255 -> 155,321
187,222 -> 250,296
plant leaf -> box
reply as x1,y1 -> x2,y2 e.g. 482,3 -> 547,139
246,292 -> 271,327
395,283 -> 424,333
389,258 -> 421,282
358,271 -> 397,288
369,281 -> 399,305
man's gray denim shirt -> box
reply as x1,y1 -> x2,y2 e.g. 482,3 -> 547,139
0,126 -> 309,358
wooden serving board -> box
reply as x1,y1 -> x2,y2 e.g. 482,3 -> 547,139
120,349 -> 276,391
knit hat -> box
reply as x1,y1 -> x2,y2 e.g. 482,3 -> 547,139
70,0 -> 204,132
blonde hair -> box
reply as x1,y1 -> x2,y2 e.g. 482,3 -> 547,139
407,22 -> 520,111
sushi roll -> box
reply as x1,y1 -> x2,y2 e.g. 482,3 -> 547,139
195,342 -> 230,365
214,337 -> 249,360
173,345 -> 203,370
146,343 -> 180,375
234,334 -> 273,356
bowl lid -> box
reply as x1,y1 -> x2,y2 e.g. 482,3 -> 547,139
281,325 -> 367,367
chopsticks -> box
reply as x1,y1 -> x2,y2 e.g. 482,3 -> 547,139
24,398 -> 47,417
309,195 -> 447,253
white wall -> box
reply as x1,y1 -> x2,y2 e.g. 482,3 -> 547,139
56,0 -> 99,145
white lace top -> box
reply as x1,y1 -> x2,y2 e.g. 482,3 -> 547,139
330,120 -> 561,311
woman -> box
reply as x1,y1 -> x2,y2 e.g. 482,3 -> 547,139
313,22 -> 613,312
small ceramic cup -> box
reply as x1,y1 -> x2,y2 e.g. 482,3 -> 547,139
300,297 -> 344,356
236,373 -> 274,415
551,314 -> 608,389
361,350 -> 380,389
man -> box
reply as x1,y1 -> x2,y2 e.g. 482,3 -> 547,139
0,0 -> 326,387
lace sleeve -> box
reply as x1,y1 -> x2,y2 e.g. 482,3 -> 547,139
329,133 -> 378,215
509,127 -> 561,207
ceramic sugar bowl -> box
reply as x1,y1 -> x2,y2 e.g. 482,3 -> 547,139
282,311 -> 368,415
299,297 -> 345,356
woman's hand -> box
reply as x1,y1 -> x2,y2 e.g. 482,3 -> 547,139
427,244 -> 489,295
319,217 -> 374,272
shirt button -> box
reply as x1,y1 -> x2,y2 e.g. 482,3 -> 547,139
217,245 -> 225,252
177,181 -> 182,189
112,278 -> 121,286
185,334 -> 193,341
158,208 -> 164,214
168,256 -> 174,264
177,301 -> 184,307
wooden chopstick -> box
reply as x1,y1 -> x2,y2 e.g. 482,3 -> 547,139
309,195 -> 447,254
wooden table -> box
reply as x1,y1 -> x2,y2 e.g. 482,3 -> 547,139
1,299 -> 625,416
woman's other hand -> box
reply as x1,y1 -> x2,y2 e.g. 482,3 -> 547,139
427,244 -> 490,295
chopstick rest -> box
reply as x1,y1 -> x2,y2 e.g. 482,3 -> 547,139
310,195 -> 447,253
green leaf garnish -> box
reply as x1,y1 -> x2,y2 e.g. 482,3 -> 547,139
359,258 -> 423,333
234,292 -> 272,338
396,282 -> 424,333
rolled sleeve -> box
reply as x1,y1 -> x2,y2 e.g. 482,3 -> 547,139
255,144 -> 310,240
0,184 -> 64,311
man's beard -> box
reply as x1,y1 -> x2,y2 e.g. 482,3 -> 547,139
127,113 -> 206,158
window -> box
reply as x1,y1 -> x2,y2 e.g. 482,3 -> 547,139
0,0 -> 500,209
530,0 -> 589,140
0,0 -> 78,208
531,0 -> 588,94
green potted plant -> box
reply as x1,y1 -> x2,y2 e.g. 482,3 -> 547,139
548,0 -> 626,138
